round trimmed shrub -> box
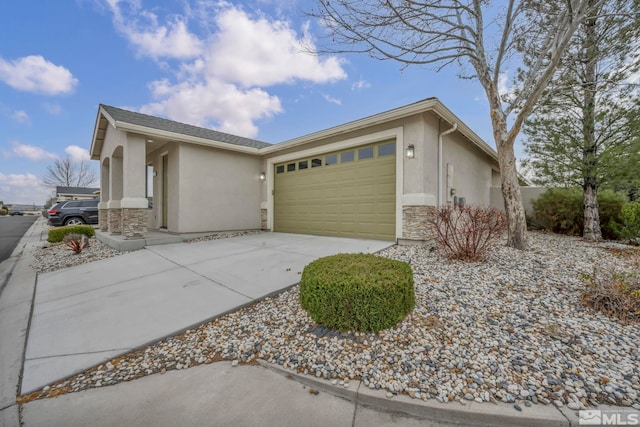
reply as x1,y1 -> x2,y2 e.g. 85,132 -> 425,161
299,253 -> 415,332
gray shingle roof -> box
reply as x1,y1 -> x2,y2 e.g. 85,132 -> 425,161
56,186 -> 100,195
100,105 -> 271,149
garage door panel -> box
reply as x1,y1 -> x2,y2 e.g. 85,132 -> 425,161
274,140 -> 396,241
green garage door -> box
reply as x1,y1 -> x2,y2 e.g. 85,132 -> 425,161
274,140 -> 396,240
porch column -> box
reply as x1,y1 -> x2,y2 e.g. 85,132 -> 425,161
108,149 -> 123,235
121,135 -> 148,239
99,158 -> 110,231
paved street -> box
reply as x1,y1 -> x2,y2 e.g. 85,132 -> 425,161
0,216 -> 37,263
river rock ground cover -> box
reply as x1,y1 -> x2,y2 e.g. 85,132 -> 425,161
24,231 -> 640,411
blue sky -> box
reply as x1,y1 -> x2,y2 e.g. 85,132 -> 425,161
0,0 -> 502,205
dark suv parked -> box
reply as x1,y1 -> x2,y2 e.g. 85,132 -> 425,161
48,199 -> 99,226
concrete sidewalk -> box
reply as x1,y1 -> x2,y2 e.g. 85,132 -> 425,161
0,217 -> 48,427
20,362 -> 455,427
21,232 -> 391,394
19,360 -> 593,427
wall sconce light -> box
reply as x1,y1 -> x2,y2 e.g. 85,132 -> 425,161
259,172 -> 266,181
405,144 -> 415,159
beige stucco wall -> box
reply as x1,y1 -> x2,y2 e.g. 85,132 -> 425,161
490,186 -> 547,216
441,130 -> 496,206
174,143 -> 262,233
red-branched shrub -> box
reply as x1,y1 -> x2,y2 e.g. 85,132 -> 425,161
428,205 -> 507,261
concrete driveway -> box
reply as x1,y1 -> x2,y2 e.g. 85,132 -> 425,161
22,233 -> 392,394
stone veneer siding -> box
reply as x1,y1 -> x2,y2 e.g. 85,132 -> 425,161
98,209 -> 108,232
402,206 -> 436,241
260,209 -> 268,230
122,208 -> 148,238
108,208 -> 122,235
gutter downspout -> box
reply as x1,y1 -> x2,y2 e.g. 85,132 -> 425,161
438,122 -> 458,205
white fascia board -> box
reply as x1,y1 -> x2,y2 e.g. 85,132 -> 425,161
116,122 -> 262,155
431,101 -> 499,163
90,106 -> 116,160
260,98 -> 439,155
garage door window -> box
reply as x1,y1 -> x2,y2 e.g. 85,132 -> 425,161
311,158 -> 322,167
299,160 -> 308,170
287,163 -> 296,172
341,151 -> 355,163
378,142 -> 396,157
358,147 -> 374,160
325,154 -> 337,165
276,165 -> 285,174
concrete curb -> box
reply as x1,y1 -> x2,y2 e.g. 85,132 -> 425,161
0,217 -> 46,426
257,360 -> 581,427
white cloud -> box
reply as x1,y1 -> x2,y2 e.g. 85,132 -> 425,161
0,173 -> 50,205
0,172 -> 42,187
141,78 -> 282,137
0,55 -> 78,95
322,94 -> 342,105
43,103 -> 62,115
10,141 -> 58,161
11,110 -> 30,124
104,1 -> 347,138
104,0 -> 203,59
206,8 -> 346,87
65,145 -> 91,162
351,78 -> 371,91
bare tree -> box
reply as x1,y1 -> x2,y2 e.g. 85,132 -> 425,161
43,157 -> 97,188
309,0 -> 610,249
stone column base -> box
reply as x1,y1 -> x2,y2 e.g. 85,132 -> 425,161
122,208 -> 148,238
108,208 -> 122,235
402,206 -> 436,241
260,209 -> 268,230
98,209 -> 108,232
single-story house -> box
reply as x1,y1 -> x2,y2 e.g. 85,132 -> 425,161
89,97 -> 501,243
56,186 -> 100,201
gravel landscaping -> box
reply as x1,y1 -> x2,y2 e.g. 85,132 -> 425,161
31,237 -> 126,274
23,231 -> 640,412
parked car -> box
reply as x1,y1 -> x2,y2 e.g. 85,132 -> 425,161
10,211 -> 24,216
47,199 -> 99,226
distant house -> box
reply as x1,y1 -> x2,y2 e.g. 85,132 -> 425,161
56,186 -> 100,202
90,98 -> 502,242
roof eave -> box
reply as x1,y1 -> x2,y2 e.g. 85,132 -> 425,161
430,100 -> 498,163
259,98 -> 440,155
259,98 -> 499,165
114,122 -> 262,155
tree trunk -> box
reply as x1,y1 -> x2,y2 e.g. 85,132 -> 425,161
581,3 -> 602,241
490,104 -> 529,250
583,181 -> 601,240
498,142 -> 529,250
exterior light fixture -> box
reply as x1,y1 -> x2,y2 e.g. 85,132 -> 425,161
405,144 -> 415,159
259,172 -> 266,181
146,139 -> 154,143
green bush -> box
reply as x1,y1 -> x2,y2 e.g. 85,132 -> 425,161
612,201 -> 640,244
48,225 -> 95,243
299,253 -> 415,332
532,188 -> 626,239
